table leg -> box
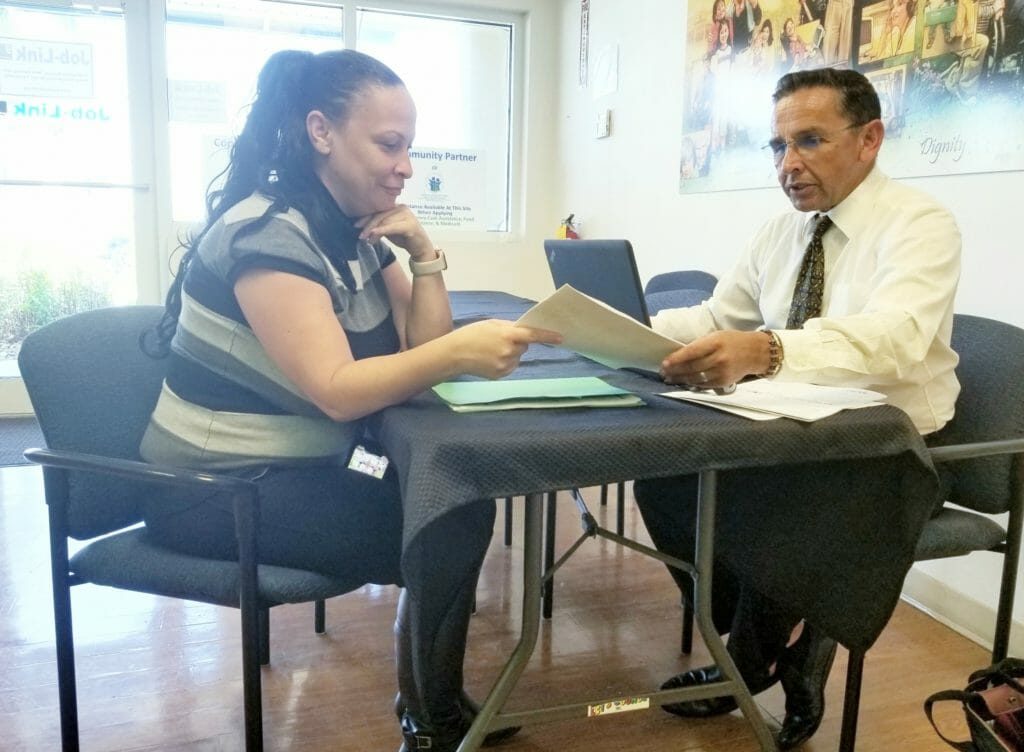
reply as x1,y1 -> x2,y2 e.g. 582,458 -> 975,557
695,470 -> 778,751
459,477 -> 777,751
457,493 -> 544,752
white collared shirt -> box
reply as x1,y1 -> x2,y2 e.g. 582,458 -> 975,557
653,167 -> 962,434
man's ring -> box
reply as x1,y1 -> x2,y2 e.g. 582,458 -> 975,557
698,371 -> 708,383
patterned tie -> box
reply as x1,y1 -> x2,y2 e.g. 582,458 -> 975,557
786,213 -> 833,329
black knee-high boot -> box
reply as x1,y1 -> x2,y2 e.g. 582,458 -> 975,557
395,587 -> 519,751
394,589 -> 423,720
395,585 -> 462,751
394,501 -> 518,752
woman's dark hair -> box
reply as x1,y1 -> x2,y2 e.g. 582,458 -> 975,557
773,68 -> 882,125
143,49 -> 404,356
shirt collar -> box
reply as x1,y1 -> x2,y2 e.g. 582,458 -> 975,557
810,165 -> 888,241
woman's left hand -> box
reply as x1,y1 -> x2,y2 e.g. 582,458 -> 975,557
355,205 -> 435,261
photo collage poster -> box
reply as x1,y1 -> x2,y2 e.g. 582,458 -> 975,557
679,0 -> 1024,192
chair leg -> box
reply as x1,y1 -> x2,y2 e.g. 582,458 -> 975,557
504,497 -> 513,547
54,594 -> 81,751
542,491 -> 557,620
242,603 -> 265,751
258,608 -> 270,666
235,498 -> 264,752
314,599 -> 326,634
47,499 -> 80,751
615,481 -> 626,536
839,648 -> 866,752
993,499 -> 1022,662
600,484 -> 608,506
54,585 -> 81,751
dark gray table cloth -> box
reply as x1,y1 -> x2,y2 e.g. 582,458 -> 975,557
369,291 -> 938,652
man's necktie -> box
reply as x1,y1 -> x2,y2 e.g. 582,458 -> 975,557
786,213 -> 833,329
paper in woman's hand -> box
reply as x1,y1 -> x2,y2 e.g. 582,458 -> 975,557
516,285 -> 683,371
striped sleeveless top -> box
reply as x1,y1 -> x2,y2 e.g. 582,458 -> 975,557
140,193 -> 399,470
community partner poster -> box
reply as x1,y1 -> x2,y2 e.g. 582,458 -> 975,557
407,147 -> 488,231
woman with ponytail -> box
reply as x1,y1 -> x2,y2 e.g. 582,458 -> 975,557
139,49 -> 559,751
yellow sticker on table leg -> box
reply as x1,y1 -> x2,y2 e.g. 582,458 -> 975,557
586,696 -> 651,717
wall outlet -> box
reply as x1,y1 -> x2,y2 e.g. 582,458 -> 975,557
595,109 -> 611,139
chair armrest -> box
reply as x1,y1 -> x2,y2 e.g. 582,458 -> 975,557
27,447 -> 263,598
23,446 -> 256,498
26,449 -> 266,656
929,438 -> 1024,464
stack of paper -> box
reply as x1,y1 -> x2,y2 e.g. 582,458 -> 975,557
660,380 -> 886,421
516,285 -> 683,372
432,376 -> 644,413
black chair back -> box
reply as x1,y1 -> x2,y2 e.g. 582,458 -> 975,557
937,313 -> 1024,514
18,306 -> 166,537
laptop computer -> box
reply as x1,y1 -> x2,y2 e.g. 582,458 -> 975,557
542,238 -> 651,326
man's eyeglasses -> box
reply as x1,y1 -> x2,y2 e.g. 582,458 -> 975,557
763,123 -> 865,163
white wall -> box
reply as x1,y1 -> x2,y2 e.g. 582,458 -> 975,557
549,0 -> 1024,653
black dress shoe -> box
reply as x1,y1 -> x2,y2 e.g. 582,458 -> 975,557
661,665 -> 737,717
776,626 -> 838,750
661,664 -> 778,718
394,691 -> 520,748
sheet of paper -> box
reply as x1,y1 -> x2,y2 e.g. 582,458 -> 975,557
432,376 -> 644,412
516,285 -> 683,371
659,398 -> 783,420
661,380 -> 886,422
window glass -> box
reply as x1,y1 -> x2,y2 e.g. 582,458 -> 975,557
356,10 -> 513,233
0,3 -> 134,365
165,0 -> 344,222
0,3 -> 131,184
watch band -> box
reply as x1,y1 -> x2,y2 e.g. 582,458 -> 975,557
409,250 -> 447,277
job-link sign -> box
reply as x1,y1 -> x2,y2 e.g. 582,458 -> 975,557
0,37 -> 95,99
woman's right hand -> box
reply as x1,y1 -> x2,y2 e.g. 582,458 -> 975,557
450,320 -> 562,379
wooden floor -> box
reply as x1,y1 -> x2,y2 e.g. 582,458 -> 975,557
0,465 -> 986,751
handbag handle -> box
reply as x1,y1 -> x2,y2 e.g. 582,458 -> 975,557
925,688 -> 982,752
970,659 -> 1024,686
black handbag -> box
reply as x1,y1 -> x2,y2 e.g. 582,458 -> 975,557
925,658 -> 1024,752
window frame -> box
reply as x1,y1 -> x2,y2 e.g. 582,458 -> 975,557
153,0 -> 527,297
346,1 -> 525,241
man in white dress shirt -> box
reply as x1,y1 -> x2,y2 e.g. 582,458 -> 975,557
637,68 -> 961,749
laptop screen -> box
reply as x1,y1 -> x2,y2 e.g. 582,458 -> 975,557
543,239 -> 650,325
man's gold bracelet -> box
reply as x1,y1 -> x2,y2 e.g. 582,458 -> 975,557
761,329 -> 784,377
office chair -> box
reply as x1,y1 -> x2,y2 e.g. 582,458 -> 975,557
644,269 -> 719,317
19,306 -> 366,752
644,269 -> 719,296
645,287 -> 716,315
836,313 -> 1024,751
